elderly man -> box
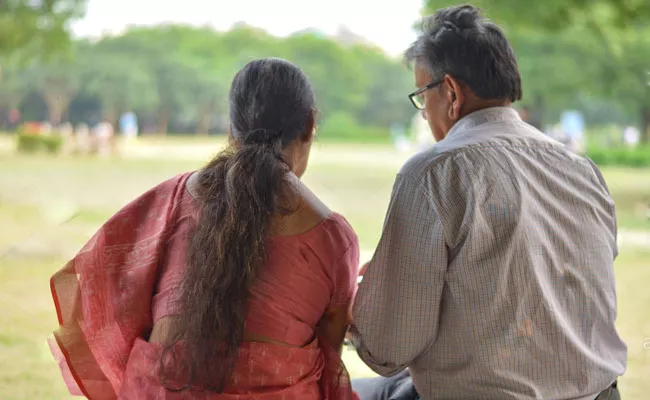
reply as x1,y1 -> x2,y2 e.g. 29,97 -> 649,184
349,5 -> 626,400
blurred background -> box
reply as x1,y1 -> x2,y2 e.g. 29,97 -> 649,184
0,0 -> 648,399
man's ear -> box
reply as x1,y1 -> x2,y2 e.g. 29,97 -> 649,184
444,74 -> 464,121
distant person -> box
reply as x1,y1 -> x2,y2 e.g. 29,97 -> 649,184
350,5 -> 625,400
40,121 -> 52,135
74,123 -> 91,154
560,110 -> 586,154
93,120 -> 115,157
120,111 -> 139,139
8,108 -> 21,130
58,122 -> 74,155
49,58 -> 359,399
623,125 -> 640,147
411,111 -> 434,152
391,123 -> 411,153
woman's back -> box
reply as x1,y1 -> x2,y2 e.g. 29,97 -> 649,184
124,172 -> 359,398
247,213 -> 358,347
150,172 -> 358,349
49,58 -> 360,400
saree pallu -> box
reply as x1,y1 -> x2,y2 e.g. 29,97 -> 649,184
49,172 -> 357,399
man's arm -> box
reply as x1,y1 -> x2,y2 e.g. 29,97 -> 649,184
349,173 -> 447,376
586,158 -> 619,260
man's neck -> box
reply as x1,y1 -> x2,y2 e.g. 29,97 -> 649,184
460,100 -> 511,120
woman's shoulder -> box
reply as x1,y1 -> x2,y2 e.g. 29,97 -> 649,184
279,176 -> 357,247
158,171 -> 194,195
322,213 -> 358,246
270,212 -> 358,257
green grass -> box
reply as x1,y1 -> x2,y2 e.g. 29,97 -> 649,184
0,139 -> 649,399
600,167 -> 650,230
587,145 -> 650,168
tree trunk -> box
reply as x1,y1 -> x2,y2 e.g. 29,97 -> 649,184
641,105 -> 650,144
156,108 -> 169,135
196,103 -> 213,135
103,105 -> 119,128
41,79 -> 77,126
41,90 -> 72,126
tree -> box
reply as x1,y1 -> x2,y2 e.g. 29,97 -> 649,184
0,58 -> 28,109
8,23 -> 442,138
350,45 -> 415,128
183,59 -> 234,134
507,28 -> 600,126
23,55 -> 82,124
0,0 -> 85,127
423,1 -> 650,141
423,0 -> 650,30
0,58 -> 28,128
0,0 -> 85,57
284,33 -> 370,118
80,42 -> 157,126
174,29 -> 237,134
102,27 -> 200,134
582,24 -> 650,142
220,24 -> 285,63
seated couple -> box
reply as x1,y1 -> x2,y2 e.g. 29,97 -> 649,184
49,6 -> 626,400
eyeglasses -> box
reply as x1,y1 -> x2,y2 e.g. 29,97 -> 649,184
408,79 -> 443,110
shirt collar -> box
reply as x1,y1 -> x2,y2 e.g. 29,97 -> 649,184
444,106 -> 522,141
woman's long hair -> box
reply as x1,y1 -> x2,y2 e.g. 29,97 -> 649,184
160,58 -> 316,392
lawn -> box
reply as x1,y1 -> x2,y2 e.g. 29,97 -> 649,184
0,137 -> 648,399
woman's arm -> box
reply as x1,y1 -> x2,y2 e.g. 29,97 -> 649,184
344,262 -> 367,343
320,226 -> 360,353
316,306 -> 350,355
49,174 -> 189,398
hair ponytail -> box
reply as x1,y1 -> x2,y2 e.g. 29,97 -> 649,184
161,135 -> 293,391
160,57 -> 315,393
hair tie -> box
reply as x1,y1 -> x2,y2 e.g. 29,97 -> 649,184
243,129 -> 283,146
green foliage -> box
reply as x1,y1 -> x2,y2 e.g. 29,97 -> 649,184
421,1 -> 650,142
0,0 -> 86,58
318,112 -> 390,144
2,24 -> 416,139
19,53 -> 84,124
423,0 -> 650,30
80,40 -> 158,120
587,145 -> 650,167
350,45 -> 415,128
16,133 -> 63,154
285,33 -> 369,116
0,61 -> 27,108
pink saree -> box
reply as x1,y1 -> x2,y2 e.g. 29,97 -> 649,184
49,172 -> 358,399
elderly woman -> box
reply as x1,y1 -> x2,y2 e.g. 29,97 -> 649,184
49,58 -> 360,399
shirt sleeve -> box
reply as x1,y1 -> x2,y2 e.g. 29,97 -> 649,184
586,158 -> 619,260
349,173 -> 447,376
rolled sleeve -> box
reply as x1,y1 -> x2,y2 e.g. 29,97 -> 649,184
350,173 -> 447,376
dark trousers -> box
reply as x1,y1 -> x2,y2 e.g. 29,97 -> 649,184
352,372 -> 620,400
595,381 -> 621,400
352,370 -> 418,400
